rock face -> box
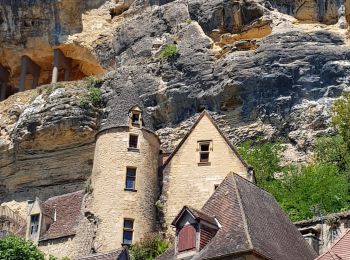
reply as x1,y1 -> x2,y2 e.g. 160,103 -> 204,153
1,0 -> 350,202
0,82 -> 102,201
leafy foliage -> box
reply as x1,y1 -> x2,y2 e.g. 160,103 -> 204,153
159,44 -> 178,60
79,76 -> 103,109
332,93 -> 350,147
129,233 -> 170,260
0,235 -> 45,260
239,141 -> 350,221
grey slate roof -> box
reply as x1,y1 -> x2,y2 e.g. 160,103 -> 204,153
158,173 -> 317,260
77,247 -> 130,260
100,76 -> 154,132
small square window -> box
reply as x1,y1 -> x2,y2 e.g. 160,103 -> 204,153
198,141 -> 211,165
123,219 -> 134,246
125,168 -> 136,191
129,134 -> 138,149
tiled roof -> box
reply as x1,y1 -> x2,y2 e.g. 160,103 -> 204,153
316,230 -> 350,260
171,206 -> 218,227
39,190 -> 84,241
77,247 -> 129,260
158,173 -> 317,260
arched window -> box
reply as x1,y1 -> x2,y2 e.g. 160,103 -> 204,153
178,224 -> 196,252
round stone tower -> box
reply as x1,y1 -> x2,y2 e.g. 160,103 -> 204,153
90,104 -> 160,252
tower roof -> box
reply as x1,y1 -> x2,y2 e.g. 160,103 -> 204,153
99,81 -> 154,132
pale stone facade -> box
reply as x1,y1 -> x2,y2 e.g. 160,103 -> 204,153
90,125 -> 160,251
160,112 -> 251,231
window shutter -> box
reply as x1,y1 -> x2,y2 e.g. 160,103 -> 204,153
178,224 -> 196,252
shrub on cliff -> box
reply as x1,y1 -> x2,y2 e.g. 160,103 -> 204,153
129,233 -> 170,260
159,44 -> 178,60
79,76 -> 103,109
0,235 -> 45,260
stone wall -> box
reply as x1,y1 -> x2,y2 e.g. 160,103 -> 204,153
90,126 -> 160,252
160,113 -> 249,232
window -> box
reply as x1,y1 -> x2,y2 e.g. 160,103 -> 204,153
214,184 -> 219,190
131,113 -> 140,125
178,224 -> 196,252
199,142 -> 211,163
123,219 -> 134,246
125,167 -> 136,191
129,134 -> 138,149
30,214 -> 40,236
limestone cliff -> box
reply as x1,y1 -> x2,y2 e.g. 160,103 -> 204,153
1,0 -> 350,202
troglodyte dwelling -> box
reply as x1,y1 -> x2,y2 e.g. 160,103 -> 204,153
0,108 -> 317,259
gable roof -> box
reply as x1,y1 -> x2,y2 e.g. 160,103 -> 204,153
316,229 -> 350,260
39,190 -> 84,241
171,206 -> 218,227
162,111 -> 250,170
77,247 -> 130,260
158,173 -> 317,260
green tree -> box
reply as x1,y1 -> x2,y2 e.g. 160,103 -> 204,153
239,141 -> 350,221
0,236 -> 45,260
238,141 -> 282,187
130,233 -> 170,260
278,164 -> 350,221
332,93 -> 350,147
314,135 -> 350,172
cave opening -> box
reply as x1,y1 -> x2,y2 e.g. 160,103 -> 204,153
0,46 -> 105,101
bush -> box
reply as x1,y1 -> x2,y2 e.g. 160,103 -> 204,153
79,76 -> 103,109
159,44 -> 178,60
130,233 -> 170,260
0,235 -> 45,260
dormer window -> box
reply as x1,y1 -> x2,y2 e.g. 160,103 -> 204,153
172,206 -> 219,257
30,214 -> 40,237
132,113 -> 140,125
129,105 -> 143,128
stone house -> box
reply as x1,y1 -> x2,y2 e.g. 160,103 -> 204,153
157,173 -> 317,260
25,190 -> 96,259
88,106 -> 255,253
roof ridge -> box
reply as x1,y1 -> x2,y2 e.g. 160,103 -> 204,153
232,173 -> 274,198
233,175 -> 254,251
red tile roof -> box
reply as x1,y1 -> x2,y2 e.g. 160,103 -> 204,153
316,230 -> 350,260
39,190 -> 84,241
